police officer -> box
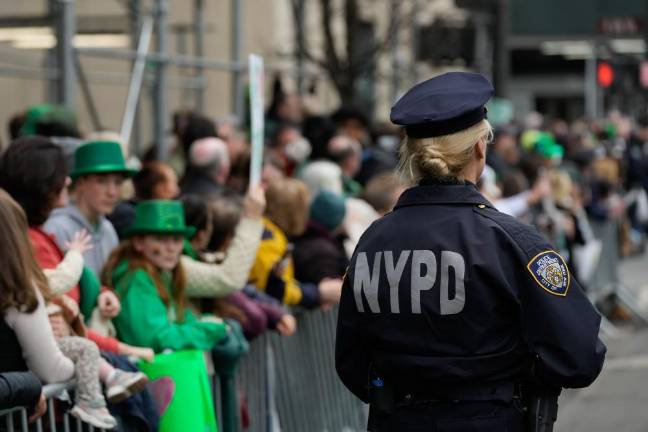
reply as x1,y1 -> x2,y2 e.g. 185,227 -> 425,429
335,72 -> 606,431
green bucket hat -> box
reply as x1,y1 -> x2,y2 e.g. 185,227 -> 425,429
125,200 -> 196,238
69,140 -> 137,180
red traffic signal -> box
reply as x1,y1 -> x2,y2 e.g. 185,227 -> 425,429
597,62 -> 614,88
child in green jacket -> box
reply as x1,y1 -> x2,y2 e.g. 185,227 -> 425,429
102,200 -> 229,353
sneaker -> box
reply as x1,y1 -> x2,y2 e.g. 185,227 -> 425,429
106,370 -> 149,403
70,401 -> 117,429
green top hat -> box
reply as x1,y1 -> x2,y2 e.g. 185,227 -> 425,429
125,200 -> 196,238
69,140 -> 137,180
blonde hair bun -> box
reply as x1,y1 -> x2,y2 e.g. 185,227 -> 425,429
399,119 -> 493,182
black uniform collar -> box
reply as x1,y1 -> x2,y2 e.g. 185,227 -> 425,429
394,177 -> 495,209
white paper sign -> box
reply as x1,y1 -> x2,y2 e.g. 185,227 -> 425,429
249,54 -> 265,189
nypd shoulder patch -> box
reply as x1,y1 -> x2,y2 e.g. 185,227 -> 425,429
526,250 -> 570,297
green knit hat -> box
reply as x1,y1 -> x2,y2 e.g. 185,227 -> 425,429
310,190 -> 347,231
125,200 -> 196,238
69,140 -> 137,180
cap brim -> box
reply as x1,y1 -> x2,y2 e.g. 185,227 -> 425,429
70,166 -> 138,180
123,226 -> 196,239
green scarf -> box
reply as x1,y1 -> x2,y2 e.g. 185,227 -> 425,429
78,267 -> 101,321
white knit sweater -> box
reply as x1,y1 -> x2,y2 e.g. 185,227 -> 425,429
43,250 -> 84,296
185,217 -> 264,298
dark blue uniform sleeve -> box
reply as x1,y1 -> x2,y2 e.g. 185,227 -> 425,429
335,273 -> 371,403
490,213 -> 606,389
0,371 -> 42,410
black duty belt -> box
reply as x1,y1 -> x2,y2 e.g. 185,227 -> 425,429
394,381 -> 517,405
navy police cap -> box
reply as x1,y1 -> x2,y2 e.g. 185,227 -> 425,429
390,72 -> 494,138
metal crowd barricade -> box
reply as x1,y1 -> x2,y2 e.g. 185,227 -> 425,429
588,218 -> 648,329
588,219 -> 619,299
0,381 -> 108,432
237,306 -> 367,432
0,407 -> 28,432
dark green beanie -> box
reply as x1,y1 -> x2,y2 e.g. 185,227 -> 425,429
310,190 -> 346,231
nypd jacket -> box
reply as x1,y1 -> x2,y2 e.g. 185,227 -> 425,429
335,180 -> 606,403
0,371 -> 42,410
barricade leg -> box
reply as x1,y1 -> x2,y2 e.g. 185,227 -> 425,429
48,398 -> 57,432
19,409 -> 27,432
212,320 -> 248,432
63,411 -> 71,432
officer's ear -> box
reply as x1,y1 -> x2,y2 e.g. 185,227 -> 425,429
474,138 -> 487,161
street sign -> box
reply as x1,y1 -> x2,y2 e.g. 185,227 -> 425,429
598,17 -> 644,36
248,54 -> 264,189
510,0 -> 647,37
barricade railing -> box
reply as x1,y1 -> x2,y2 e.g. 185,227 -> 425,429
237,306 -> 367,432
588,219 -> 620,299
0,381 -> 109,432
588,217 -> 648,330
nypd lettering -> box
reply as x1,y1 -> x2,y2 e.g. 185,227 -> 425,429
353,250 -> 466,315
527,250 -> 570,297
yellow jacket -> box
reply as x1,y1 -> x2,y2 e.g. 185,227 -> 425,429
248,218 -> 304,306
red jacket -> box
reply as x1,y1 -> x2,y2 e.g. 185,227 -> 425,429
28,227 -> 120,353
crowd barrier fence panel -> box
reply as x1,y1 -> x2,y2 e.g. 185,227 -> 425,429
2,308 -> 360,432
0,381 -> 108,432
586,218 -> 648,330
236,336 -> 268,432
588,219 -> 620,300
237,306 -> 367,432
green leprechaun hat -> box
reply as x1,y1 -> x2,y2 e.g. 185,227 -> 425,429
69,140 -> 138,180
125,200 -> 196,238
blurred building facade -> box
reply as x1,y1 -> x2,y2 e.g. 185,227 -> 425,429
0,1 -> 279,149
2,0 -> 647,151
507,0 -> 648,121
0,0 -> 470,150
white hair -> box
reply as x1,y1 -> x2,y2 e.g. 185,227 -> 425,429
189,137 -> 230,177
298,160 -> 343,200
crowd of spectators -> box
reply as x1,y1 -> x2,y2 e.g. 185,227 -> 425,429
0,87 -> 646,430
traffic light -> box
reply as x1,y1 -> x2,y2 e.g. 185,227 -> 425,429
597,61 -> 614,88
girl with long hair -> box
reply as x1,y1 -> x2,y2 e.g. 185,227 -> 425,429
102,200 -> 229,353
0,136 -> 154,361
0,190 -> 116,428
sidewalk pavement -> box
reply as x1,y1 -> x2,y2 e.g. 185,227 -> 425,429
556,252 -> 648,432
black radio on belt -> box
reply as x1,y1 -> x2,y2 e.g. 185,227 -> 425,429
369,375 -> 395,414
